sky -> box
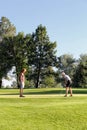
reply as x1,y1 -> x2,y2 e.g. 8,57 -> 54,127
0,0 -> 87,59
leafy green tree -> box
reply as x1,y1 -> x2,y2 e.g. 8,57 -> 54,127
39,66 -> 57,88
13,33 -> 30,86
27,25 -> 57,88
73,54 -> 87,88
57,54 -> 76,78
0,40 -> 13,87
8,33 -> 30,86
0,16 -> 16,40
0,16 -> 16,87
0,32 -> 30,88
43,75 -> 56,88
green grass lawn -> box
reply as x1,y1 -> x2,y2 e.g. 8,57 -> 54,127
0,88 -> 87,130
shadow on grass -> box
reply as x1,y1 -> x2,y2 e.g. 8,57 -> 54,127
0,93 -> 19,95
24,90 -> 65,95
0,89 -> 87,96
24,89 -> 87,95
0,90 -> 65,95
73,89 -> 87,94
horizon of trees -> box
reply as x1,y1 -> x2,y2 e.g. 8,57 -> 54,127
0,16 -> 87,88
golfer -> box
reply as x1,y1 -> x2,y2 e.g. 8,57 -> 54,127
19,68 -> 26,97
62,72 -> 72,97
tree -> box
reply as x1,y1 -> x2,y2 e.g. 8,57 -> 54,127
13,33 -> 30,86
0,40 -> 13,87
57,54 -> 76,78
0,16 -> 16,87
0,32 -> 30,88
41,66 -> 57,88
73,54 -> 87,88
0,16 -> 16,40
27,25 -> 57,88
7,33 -> 30,86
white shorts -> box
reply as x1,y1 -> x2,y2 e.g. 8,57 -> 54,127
20,82 -> 24,88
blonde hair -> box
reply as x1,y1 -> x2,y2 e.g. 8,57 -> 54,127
21,68 -> 26,72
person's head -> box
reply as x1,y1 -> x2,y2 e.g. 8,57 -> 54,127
61,72 -> 65,77
21,68 -> 26,73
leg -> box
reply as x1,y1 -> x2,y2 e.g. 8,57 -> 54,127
69,87 -> 72,96
20,88 -> 23,97
19,82 -> 25,97
64,87 -> 69,97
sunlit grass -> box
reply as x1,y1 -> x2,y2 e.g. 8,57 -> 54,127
0,88 -> 87,130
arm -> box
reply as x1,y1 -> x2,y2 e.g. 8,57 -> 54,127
19,73 -> 24,82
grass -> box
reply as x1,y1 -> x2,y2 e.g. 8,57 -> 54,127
0,88 -> 87,130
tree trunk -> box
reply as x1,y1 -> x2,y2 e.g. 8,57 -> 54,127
16,66 -> 20,89
0,79 -> 2,88
35,66 -> 41,88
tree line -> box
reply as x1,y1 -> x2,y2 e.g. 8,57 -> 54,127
0,16 -> 87,88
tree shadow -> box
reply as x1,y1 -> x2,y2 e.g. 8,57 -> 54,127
0,93 -> 19,95
0,89 -> 87,96
24,89 -> 87,95
73,89 -> 87,94
24,89 -> 65,95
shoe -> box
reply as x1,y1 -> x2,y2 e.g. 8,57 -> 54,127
19,95 -> 25,97
64,95 -> 67,97
70,95 -> 73,97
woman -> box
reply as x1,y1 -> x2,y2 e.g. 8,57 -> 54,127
19,68 -> 26,97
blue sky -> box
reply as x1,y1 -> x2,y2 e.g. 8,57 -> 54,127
0,0 -> 87,59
